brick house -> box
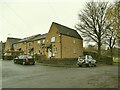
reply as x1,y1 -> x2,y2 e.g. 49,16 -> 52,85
3,37 -> 22,59
13,34 -> 47,56
4,37 -> 21,52
45,22 -> 83,59
13,34 -> 38,55
4,37 -> 21,56
12,22 -> 83,60
32,33 -> 47,55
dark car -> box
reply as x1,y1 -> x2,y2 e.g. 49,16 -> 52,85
14,55 -> 35,65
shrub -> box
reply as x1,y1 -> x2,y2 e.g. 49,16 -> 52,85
3,56 -> 13,60
96,55 -> 113,65
38,58 -> 78,65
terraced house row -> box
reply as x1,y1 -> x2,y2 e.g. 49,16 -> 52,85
3,22 -> 83,60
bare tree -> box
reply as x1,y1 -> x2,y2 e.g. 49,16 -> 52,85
104,28 -> 116,57
75,2 -> 112,57
114,1 -> 120,48
104,1 -> 120,57
114,1 -> 120,39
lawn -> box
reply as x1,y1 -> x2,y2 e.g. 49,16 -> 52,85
113,58 -> 120,63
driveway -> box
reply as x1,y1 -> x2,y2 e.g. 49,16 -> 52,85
2,60 -> 119,88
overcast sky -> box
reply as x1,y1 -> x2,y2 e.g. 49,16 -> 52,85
0,0 -> 115,42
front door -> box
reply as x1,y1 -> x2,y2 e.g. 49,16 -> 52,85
48,49 -> 51,58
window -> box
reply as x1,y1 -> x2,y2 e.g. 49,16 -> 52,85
88,56 -> 93,59
51,37 -> 55,43
24,42 -> 26,46
28,43 -> 31,46
37,40 -> 41,44
14,44 -> 17,48
42,39 -> 45,44
73,39 -> 75,43
52,48 -> 57,53
73,48 -> 77,54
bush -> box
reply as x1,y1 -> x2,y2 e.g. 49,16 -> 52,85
96,55 -> 113,65
38,58 -> 78,65
3,56 -> 13,60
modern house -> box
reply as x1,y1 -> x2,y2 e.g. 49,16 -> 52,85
3,37 -> 22,59
13,34 -> 39,55
31,33 -> 47,55
13,34 -> 47,56
4,37 -> 21,52
45,22 -> 83,59
12,22 -> 83,60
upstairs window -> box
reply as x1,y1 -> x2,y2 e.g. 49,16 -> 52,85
37,40 -> 42,46
73,39 -> 76,43
51,37 -> 55,43
14,44 -> 17,48
37,40 -> 41,44
42,39 -> 45,44
73,48 -> 77,54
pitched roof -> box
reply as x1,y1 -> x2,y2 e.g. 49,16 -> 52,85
18,34 -> 41,43
7,37 -> 22,44
53,22 -> 83,39
32,33 -> 47,41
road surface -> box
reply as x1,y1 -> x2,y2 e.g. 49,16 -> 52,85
2,60 -> 119,88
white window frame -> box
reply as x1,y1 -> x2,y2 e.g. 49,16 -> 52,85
37,40 -> 41,44
73,39 -> 76,43
51,36 -> 55,43
52,48 -> 57,53
73,48 -> 77,54
42,39 -> 45,44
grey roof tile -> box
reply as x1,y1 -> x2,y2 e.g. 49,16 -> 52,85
53,22 -> 83,39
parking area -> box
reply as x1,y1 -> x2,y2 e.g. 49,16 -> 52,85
2,60 -> 119,88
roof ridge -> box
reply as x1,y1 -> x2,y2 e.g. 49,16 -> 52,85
7,37 -> 22,40
53,22 -> 77,31
52,22 -> 83,40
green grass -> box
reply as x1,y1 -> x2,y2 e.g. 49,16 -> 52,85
113,58 -> 120,63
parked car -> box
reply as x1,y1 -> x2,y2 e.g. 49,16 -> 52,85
14,55 -> 35,65
77,55 -> 96,67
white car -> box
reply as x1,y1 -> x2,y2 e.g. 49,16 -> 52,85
77,55 -> 96,67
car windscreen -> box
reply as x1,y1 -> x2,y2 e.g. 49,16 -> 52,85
18,55 -> 33,59
80,56 -> 85,59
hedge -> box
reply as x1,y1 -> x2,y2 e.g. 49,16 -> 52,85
35,54 -> 113,65
97,56 -> 113,65
37,58 -> 78,65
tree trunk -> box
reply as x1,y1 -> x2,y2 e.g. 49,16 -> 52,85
110,47 -> 113,58
98,45 -> 101,56
97,42 -> 101,61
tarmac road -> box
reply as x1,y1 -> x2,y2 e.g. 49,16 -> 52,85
2,60 -> 119,88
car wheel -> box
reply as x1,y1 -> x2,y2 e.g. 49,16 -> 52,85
78,64 -> 82,67
14,60 -> 16,64
32,62 -> 35,65
89,63 -> 92,67
94,64 -> 96,67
